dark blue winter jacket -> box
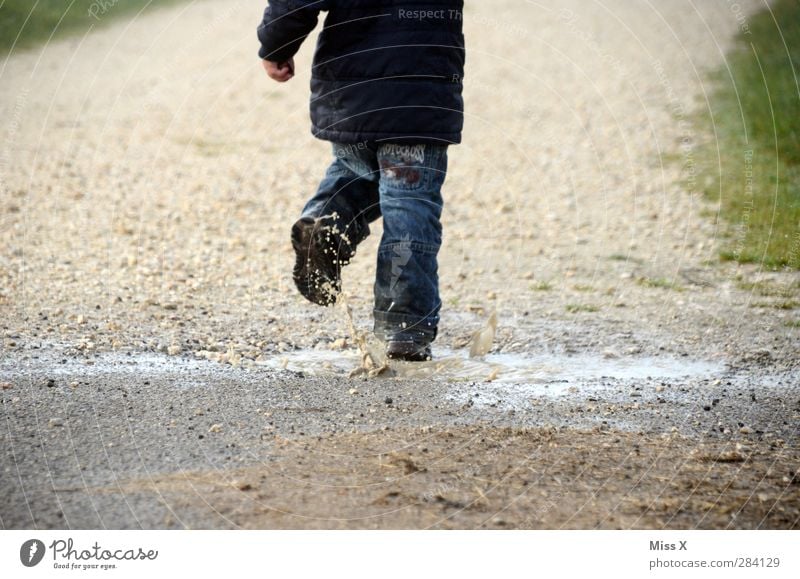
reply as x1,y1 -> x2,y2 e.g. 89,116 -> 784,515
257,1 -> 465,144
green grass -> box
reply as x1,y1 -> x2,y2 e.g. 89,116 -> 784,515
751,300 -> 799,310
690,0 -> 800,269
565,304 -> 599,313
530,281 -> 552,291
0,0 -> 184,53
635,276 -> 683,291
736,279 -> 800,297
608,253 -> 643,264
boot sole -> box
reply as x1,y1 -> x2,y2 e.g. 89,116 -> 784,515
291,217 -> 342,306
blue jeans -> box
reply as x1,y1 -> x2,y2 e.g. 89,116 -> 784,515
301,142 -> 449,345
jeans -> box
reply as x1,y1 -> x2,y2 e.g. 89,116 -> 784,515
301,141 -> 449,345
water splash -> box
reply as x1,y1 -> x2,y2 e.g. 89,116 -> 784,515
469,310 -> 497,358
338,293 -> 389,378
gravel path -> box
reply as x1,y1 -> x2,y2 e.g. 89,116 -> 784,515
1,0 -> 798,529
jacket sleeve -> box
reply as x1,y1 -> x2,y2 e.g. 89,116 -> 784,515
257,0 -> 327,61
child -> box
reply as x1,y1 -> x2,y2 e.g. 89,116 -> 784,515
257,1 -> 465,361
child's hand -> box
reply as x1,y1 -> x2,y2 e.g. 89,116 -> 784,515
262,58 -> 295,82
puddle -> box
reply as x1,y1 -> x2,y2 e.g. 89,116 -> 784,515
441,351 -> 724,409
2,345 -> 725,404
257,347 -> 362,376
256,346 -> 724,390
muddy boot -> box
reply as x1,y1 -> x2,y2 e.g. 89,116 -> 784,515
291,214 -> 365,306
385,339 -> 432,362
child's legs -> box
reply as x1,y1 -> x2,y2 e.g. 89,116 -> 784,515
373,143 -> 448,345
301,143 -> 381,241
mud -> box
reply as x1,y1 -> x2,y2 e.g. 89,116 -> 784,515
379,159 -> 422,185
92,427 -> 800,530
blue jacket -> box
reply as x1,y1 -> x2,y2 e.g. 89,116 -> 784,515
257,0 -> 465,144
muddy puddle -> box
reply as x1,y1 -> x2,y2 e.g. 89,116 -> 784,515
3,345 -> 725,399
257,343 -> 724,391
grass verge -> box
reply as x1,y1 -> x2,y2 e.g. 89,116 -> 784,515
0,0 -> 184,53
691,0 -> 800,269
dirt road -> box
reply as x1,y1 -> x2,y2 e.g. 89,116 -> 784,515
1,0 -> 798,529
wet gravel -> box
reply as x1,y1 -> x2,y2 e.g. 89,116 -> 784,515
1,347 -> 797,528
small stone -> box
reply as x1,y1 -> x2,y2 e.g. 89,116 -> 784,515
330,338 -> 347,350
0,382 -> 12,390
208,423 -> 222,433
740,426 -> 753,434
46,378 -> 56,388
349,388 -> 358,395
226,347 -> 242,367
384,397 -> 393,405
48,418 -> 64,428
167,344 -> 181,356
718,450 -> 745,462
703,405 -> 711,411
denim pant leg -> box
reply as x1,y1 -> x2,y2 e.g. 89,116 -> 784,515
301,144 -> 381,242
373,143 -> 448,344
